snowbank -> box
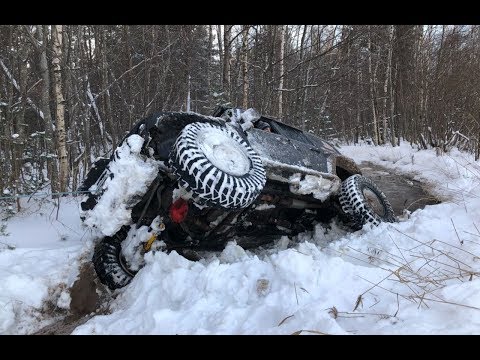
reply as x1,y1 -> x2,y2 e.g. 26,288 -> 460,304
2,141 -> 480,334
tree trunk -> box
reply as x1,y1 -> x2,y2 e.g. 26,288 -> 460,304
301,27 -> 316,131
278,25 -> 285,119
123,25 -> 133,126
387,25 -> 396,146
356,59 -> 362,144
207,25 -> 212,103
37,25 -> 59,194
242,25 -> 249,108
15,32 -> 29,208
217,25 -> 223,89
52,25 -> 68,193
382,26 -> 394,145
186,74 -> 191,111
368,27 -> 380,145
99,27 -> 116,145
294,25 -> 308,125
223,25 -> 231,100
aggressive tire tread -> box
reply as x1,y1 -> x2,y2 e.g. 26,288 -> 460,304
92,227 -> 136,290
169,122 -> 266,209
338,174 -> 395,229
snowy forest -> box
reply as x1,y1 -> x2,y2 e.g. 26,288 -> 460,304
2,25 -> 480,199
3,25 -> 480,335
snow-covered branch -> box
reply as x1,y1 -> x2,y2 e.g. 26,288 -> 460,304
0,58 -> 44,120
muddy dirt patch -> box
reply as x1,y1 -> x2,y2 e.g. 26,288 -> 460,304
360,161 -> 440,216
33,263 -> 109,335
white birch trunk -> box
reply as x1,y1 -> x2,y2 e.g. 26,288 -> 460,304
278,25 -> 285,118
52,25 -> 68,192
242,26 -> 249,109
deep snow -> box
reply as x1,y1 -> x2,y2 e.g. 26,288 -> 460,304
2,141 -> 480,334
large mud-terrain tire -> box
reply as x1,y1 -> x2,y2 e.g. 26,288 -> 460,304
169,122 -> 266,209
339,174 -> 395,229
92,227 -> 136,290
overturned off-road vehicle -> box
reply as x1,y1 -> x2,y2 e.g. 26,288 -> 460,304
79,106 -> 395,290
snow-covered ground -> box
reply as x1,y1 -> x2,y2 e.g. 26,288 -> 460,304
0,197 -> 91,334
2,141 -> 480,334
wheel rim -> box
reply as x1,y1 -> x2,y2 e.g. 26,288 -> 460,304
362,187 -> 385,217
196,128 -> 251,176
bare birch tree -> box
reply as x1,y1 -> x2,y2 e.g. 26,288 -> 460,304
52,25 -> 68,192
